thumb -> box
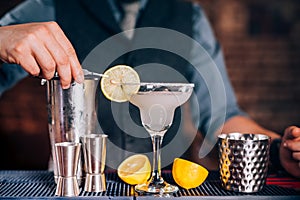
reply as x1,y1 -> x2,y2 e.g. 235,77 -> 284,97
284,126 -> 300,140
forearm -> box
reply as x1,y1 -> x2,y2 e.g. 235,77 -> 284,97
220,115 -> 281,141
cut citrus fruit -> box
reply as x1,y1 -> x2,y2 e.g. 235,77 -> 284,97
117,154 -> 151,185
172,158 -> 209,189
100,65 -> 140,102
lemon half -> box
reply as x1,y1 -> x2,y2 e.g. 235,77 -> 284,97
172,158 -> 209,189
100,65 -> 140,102
117,154 -> 151,185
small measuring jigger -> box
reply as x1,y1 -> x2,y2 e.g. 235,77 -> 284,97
81,134 -> 107,192
54,142 -> 81,197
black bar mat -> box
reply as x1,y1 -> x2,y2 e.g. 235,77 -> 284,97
0,170 -> 299,199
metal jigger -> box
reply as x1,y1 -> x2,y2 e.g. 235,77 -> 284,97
54,142 -> 81,197
81,134 -> 107,192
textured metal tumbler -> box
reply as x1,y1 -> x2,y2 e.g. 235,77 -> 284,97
218,133 -> 270,193
46,75 -> 100,183
81,134 -> 107,192
54,142 -> 81,197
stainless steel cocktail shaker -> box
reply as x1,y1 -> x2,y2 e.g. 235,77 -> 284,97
45,74 -> 100,183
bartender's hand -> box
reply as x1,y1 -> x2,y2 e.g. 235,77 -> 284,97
280,126 -> 300,178
0,22 -> 84,88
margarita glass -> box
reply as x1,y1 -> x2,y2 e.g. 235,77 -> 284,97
128,82 -> 194,194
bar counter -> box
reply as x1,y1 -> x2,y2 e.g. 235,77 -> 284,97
0,170 -> 299,199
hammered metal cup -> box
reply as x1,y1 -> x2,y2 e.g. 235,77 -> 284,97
218,133 -> 270,193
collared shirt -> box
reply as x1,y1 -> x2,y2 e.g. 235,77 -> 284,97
0,0 -> 245,138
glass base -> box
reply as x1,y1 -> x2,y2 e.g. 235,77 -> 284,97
135,180 -> 178,194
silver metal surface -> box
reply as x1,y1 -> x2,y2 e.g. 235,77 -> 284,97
82,68 -> 108,77
218,133 -> 270,193
85,173 -> 106,192
81,134 -> 107,192
46,76 -> 100,182
54,142 -> 81,197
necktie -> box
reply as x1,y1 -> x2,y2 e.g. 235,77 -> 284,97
120,1 -> 140,39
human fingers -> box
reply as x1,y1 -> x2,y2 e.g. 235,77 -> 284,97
0,24 -> 42,76
29,35 -> 56,79
14,51 -> 41,77
0,23 -> 63,80
45,22 -> 84,84
292,152 -> 300,161
284,139 -> 300,150
33,22 -> 73,88
4,47 -> 40,76
283,126 -> 300,140
279,142 -> 300,177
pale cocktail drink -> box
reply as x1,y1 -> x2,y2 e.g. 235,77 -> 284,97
129,82 -> 194,194
130,90 -> 193,137
100,66 -> 195,194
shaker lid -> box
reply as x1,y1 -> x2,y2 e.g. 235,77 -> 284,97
51,71 -> 101,80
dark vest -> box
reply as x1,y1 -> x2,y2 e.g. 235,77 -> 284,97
55,0 -> 194,161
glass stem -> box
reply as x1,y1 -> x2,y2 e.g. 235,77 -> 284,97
151,134 -> 164,183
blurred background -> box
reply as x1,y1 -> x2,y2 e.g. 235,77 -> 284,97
0,0 -> 299,170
